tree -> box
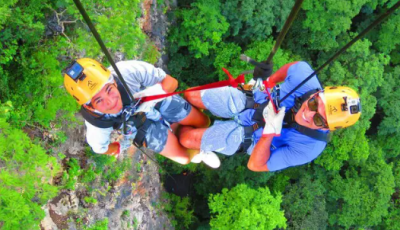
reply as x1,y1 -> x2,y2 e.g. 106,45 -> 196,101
220,0 -> 295,41
213,39 -> 297,82
286,0 -> 389,52
209,184 -> 286,230
169,0 -> 229,58
327,143 -> 395,228
377,66 -> 400,135
281,170 -> 328,230
0,105 -> 61,230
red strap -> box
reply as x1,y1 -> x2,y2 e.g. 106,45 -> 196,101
141,68 -> 245,102
264,87 -> 278,113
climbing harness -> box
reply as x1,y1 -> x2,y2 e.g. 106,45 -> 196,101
236,87 -> 329,153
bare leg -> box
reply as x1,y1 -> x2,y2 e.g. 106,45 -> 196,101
179,126 -> 207,150
178,106 -> 210,128
159,130 -> 200,165
184,91 -> 206,109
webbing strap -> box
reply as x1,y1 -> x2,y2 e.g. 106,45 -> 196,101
141,69 -> 245,102
284,123 -> 330,142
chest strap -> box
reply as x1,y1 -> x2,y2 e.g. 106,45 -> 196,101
237,88 -> 269,153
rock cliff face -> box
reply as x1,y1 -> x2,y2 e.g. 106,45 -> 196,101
41,136 -> 173,230
40,0 -> 176,229
141,0 -> 176,70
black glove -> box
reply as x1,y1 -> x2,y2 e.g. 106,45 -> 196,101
252,61 -> 273,80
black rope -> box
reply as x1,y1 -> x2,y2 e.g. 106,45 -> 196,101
266,0 -> 305,63
72,0 -> 174,172
240,0 -> 304,75
280,0 -> 400,104
72,0 -> 135,102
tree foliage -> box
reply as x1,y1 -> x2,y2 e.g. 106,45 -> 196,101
327,144 -> 395,228
2,0 -> 400,229
220,0 -> 295,40
169,0 -> 229,58
281,171 -> 328,230
377,66 -> 400,135
209,184 -> 286,230
0,106 -> 61,230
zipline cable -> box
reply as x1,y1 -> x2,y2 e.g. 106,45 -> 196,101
72,0 -> 166,170
72,0 -> 135,102
280,0 -> 400,104
240,0 -> 304,67
265,0 -> 305,63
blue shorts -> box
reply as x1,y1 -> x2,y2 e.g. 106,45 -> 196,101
200,87 -> 253,155
134,95 -> 192,153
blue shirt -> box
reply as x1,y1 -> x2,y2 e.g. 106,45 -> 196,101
240,61 -> 328,171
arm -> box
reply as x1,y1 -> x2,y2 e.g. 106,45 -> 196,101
85,121 -> 119,156
247,136 -> 273,172
115,60 -> 167,87
247,102 -> 286,172
268,61 -> 299,85
102,142 -> 120,156
160,74 -> 178,93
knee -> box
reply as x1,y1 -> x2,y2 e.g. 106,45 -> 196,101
179,134 -> 192,149
184,91 -> 197,103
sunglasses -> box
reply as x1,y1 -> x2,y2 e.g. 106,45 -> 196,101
307,95 -> 328,128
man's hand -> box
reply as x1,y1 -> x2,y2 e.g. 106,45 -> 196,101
105,142 -> 120,158
262,101 -> 286,137
253,61 -> 273,81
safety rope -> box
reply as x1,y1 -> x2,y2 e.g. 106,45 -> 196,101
141,69 -> 244,102
265,0 -> 305,63
72,0 -> 135,102
72,0 -> 168,171
280,1 -> 400,104
240,0 -> 304,69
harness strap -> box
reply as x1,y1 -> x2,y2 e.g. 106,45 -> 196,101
125,112 -> 152,147
115,76 -> 133,106
80,107 -> 122,129
283,122 -> 330,142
